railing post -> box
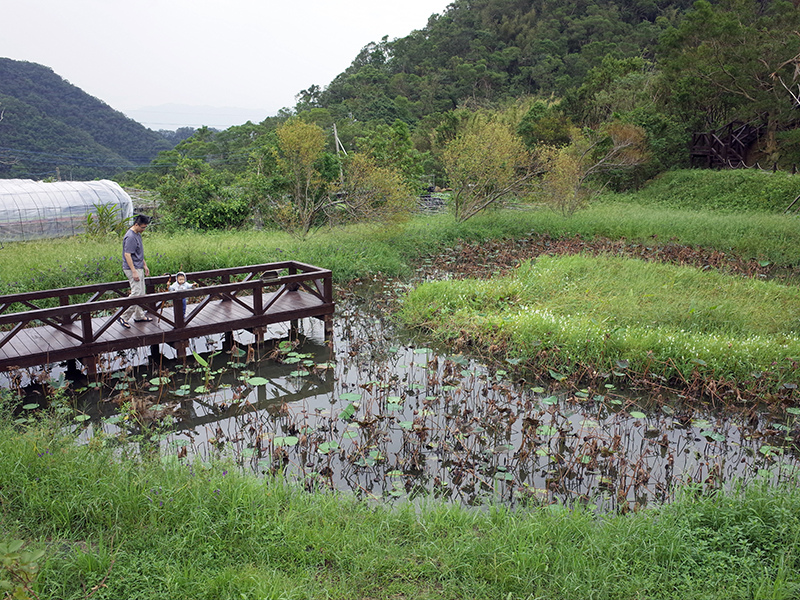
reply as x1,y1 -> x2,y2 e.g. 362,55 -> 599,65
253,285 -> 263,315
145,279 -> 158,317
82,355 -> 99,380
221,274 -> 231,301
59,295 -> 71,324
174,295 -> 185,329
81,312 -> 93,343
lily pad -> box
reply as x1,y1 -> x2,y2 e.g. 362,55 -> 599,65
318,441 -> 340,455
339,402 -> 359,421
274,436 -> 299,447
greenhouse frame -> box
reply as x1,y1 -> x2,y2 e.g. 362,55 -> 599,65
0,179 -> 133,242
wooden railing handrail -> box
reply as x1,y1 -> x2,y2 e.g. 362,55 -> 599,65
0,268 -> 332,326
0,261 -> 328,309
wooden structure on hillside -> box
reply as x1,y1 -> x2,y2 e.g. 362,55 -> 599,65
0,262 -> 334,375
690,120 -> 764,169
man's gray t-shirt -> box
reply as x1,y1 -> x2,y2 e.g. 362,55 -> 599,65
122,229 -> 144,270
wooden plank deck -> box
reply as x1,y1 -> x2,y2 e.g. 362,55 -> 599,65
0,262 -> 334,373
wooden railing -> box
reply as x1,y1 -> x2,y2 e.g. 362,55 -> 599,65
0,261 -> 333,369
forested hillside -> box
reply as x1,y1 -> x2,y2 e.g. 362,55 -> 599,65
0,58 -> 171,180
307,0 -> 697,122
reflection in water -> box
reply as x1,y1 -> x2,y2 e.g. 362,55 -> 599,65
10,280 -> 800,511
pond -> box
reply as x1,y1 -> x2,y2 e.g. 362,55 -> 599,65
8,276 -> 800,512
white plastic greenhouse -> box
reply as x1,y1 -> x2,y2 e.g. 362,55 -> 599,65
0,179 -> 133,241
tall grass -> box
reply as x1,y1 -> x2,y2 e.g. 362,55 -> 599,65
2,418 -> 800,599
399,254 -> 800,385
2,204 -> 799,296
532,203 -> 800,267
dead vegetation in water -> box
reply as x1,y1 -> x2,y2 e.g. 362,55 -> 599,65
414,232 -> 776,281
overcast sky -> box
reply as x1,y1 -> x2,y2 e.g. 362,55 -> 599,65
1,0 -> 451,129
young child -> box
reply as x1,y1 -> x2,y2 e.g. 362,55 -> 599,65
169,271 -> 194,313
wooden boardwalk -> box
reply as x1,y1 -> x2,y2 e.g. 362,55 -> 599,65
0,262 -> 334,374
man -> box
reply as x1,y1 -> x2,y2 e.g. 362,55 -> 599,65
119,214 -> 151,328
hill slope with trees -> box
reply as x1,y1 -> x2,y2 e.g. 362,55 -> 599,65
308,0 -> 698,124
117,0 -> 800,233
0,58 -> 171,180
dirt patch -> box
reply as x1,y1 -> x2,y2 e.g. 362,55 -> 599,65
415,233 -> 778,280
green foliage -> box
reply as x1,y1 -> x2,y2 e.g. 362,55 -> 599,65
157,159 -> 251,230
442,117 -> 539,221
331,154 -> 415,226
317,0 -> 688,124
400,253 -> 800,385
354,119 -> 429,192
267,119 -> 336,238
537,121 -> 650,215
3,418 -> 800,599
564,56 -> 656,126
517,100 -> 572,149
0,540 -> 45,600
776,128 -> 800,170
85,203 -> 130,238
3,192 -> 800,298
658,0 -> 800,158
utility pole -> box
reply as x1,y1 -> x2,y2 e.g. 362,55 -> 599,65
333,123 -> 347,185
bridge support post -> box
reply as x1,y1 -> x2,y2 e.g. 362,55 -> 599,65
64,359 -> 82,382
223,331 -> 234,352
150,344 -> 163,365
175,341 -> 189,362
324,315 -> 333,341
80,355 -> 99,380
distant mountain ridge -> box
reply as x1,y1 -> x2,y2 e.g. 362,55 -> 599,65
122,104 -> 270,130
0,58 -> 171,180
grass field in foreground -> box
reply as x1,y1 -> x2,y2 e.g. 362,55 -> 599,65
2,417 -> 800,600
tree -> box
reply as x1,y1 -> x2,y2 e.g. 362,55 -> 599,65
355,119 -> 428,192
442,118 -> 541,222
538,122 -> 649,216
0,103 -> 19,166
268,119 -> 334,238
158,159 -> 250,230
295,84 -> 322,112
330,154 -> 414,225
659,0 -> 800,159
517,100 -> 572,149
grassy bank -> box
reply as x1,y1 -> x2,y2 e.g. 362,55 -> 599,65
610,168 -> 800,213
1,203 -> 799,296
399,254 -> 800,388
2,418 -> 800,600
